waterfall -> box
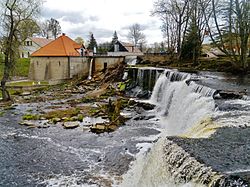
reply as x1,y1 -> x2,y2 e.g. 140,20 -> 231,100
126,56 -> 138,66
121,69 -> 223,187
88,58 -> 93,80
149,70 -> 215,135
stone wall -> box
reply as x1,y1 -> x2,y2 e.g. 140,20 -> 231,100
69,57 -> 89,78
29,56 -> 125,81
94,56 -> 124,72
29,57 -> 69,80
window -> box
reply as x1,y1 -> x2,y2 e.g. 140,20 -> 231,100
59,61 -> 61,66
25,41 -> 32,46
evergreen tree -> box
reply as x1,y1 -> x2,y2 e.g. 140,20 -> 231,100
111,31 -> 118,45
87,33 -> 98,51
181,20 -> 201,65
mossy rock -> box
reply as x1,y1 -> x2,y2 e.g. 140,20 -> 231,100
22,114 -> 40,120
42,108 -> 80,119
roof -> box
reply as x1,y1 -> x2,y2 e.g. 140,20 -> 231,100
31,34 -> 84,57
31,37 -> 53,47
120,42 -> 142,53
109,41 -> 142,53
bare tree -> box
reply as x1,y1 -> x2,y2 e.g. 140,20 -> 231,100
201,0 -> 250,70
39,19 -> 50,39
48,18 -> 61,39
0,0 -> 42,101
127,23 -> 146,47
152,0 -> 190,59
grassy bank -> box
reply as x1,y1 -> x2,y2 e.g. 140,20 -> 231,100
0,58 -> 30,79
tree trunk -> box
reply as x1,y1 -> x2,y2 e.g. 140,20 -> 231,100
240,38 -> 249,70
1,53 -> 11,101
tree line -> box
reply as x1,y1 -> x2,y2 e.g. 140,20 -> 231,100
152,0 -> 250,70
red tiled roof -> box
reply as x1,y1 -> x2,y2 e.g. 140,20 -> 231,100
31,34 -> 82,57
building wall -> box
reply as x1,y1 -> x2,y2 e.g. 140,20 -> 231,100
29,56 -> 125,81
29,57 -> 69,80
94,56 -> 124,72
69,57 -> 89,78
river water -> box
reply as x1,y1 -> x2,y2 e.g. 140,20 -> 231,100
0,69 -> 249,186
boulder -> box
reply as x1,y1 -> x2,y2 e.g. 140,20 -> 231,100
90,122 -> 118,134
90,123 -> 106,134
217,90 -> 247,99
63,121 -> 80,129
136,102 -> 155,110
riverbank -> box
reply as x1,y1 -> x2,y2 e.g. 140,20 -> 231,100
137,55 -> 250,74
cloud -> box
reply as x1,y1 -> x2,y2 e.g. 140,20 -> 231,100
66,25 -> 114,42
41,8 -> 99,24
41,0 -> 163,44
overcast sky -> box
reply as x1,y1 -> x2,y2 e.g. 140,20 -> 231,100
42,0 -> 163,45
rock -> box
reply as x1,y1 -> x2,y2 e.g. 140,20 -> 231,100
217,90 -> 246,99
21,91 -> 31,96
90,123 -> 106,134
63,121 -> 80,129
19,120 -> 37,127
134,115 -> 155,121
70,116 -> 79,121
65,90 -> 72,93
136,102 -> 155,110
136,90 -> 150,99
51,118 -> 61,123
90,120 -> 121,134
106,123 -> 118,132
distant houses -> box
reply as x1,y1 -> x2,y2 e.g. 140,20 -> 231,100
108,40 -> 143,56
19,37 -> 53,58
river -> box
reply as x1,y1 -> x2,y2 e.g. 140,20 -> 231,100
0,69 -> 249,186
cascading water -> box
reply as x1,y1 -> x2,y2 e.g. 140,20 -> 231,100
150,70 -> 215,135
88,58 -> 93,80
121,69 -> 249,187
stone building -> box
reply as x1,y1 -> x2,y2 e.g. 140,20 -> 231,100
30,34 -> 124,82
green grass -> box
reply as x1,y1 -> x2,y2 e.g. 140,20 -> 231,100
0,58 -> 31,79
